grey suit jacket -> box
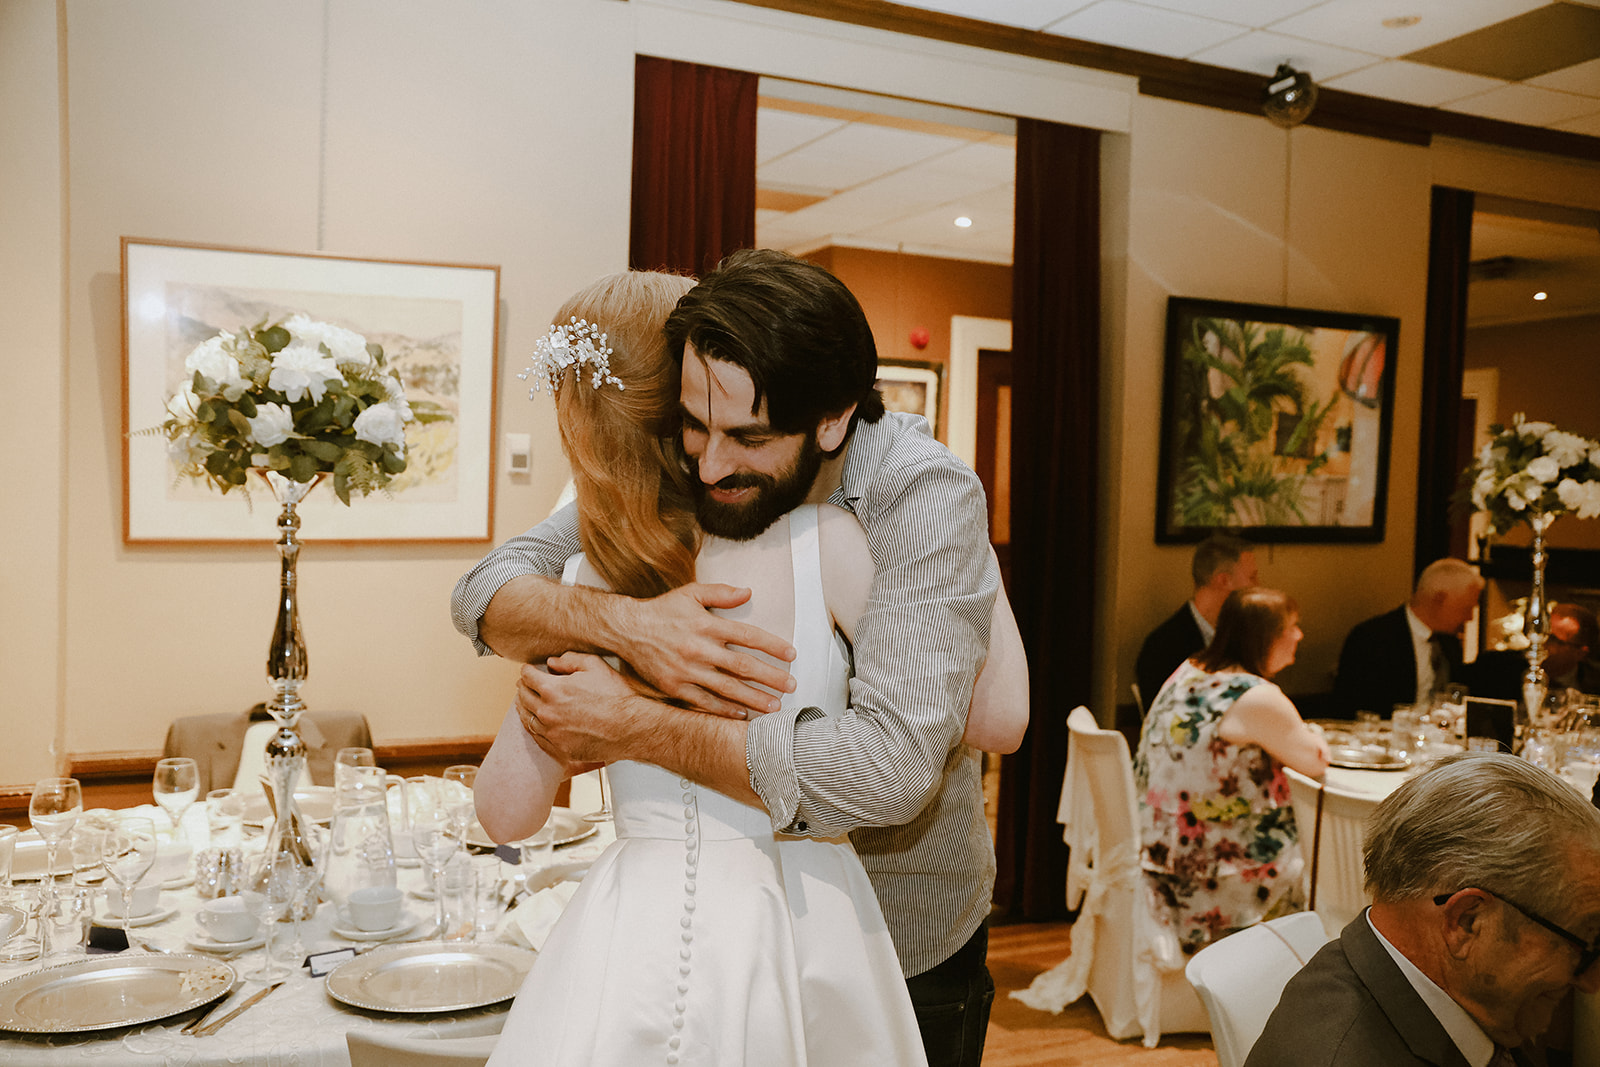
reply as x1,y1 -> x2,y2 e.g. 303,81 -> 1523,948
161,706 -> 372,794
1246,913 -> 1473,1067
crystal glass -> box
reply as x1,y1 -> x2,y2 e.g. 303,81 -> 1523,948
335,747 -> 376,790
0,884 -> 41,962
40,886 -> 91,959
100,817 -> 156,951
582,767 -> 612,825
153,757 -> 200,842
0,825 -> 18,888
409,790 -> 460,940
29,778 -> 82,893
68,811 -> 116,888
245,852 -> 297,982
442,765 -> 478,841
439,856 -> 476,942
205,788 -> 245,850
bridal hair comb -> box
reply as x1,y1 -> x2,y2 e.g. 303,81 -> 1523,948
521,317 -> 624,397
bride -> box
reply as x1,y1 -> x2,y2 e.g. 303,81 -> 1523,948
475,269 -> 1027,1066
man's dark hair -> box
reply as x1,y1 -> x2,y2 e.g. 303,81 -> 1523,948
1191,533 -> 1250,588
664,249 -> 886,442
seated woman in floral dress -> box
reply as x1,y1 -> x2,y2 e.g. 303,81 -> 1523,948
1134,586 -> 1330,955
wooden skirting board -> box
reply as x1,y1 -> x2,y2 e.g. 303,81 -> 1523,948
0,736 -> 496,826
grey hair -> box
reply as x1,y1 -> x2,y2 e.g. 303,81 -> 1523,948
1413,557 -> 1482,598
1364,751 -> 1600,912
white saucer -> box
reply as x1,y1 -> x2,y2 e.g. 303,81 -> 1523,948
96,905 -> 178,928
409,885 -> 437,901
331,914 -> 422,942
186,930 -> 267,953
161,875 -> 194,891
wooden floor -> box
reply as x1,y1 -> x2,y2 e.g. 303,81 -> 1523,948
984,921 -> 1218,1067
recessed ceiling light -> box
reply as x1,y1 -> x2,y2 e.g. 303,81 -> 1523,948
954,216 -> 972,228
1534,291 -> 1548,301
1382,15 -> 1421,29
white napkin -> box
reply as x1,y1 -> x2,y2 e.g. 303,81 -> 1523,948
500,881 -> 579,951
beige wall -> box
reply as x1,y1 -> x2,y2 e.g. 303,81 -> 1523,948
6,0 -> 1600,784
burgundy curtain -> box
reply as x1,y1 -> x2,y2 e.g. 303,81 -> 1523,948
630,56 -> 757,277
1414,187 -> 1475,577
995,119 -> 1101,920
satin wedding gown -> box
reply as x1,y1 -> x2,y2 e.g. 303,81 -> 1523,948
487,506 -> 927,1066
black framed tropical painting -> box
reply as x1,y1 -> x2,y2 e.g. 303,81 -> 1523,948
1155,297 -> 1399,544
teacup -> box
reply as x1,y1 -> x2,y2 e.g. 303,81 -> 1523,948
103,882 -> 161,919
196,897 -> 259,943
347,885 -> 404,932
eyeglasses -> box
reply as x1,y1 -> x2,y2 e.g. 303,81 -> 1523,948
1435,890 -> 1600,975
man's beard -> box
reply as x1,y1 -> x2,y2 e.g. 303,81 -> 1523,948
690,434 -> 823,541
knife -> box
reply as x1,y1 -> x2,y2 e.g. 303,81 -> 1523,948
192,980 -> 285,1038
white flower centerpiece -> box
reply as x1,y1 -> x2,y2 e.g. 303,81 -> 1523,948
156,313 -> 418,503
1462,414 -> 1600,728
150,314 -> 443,903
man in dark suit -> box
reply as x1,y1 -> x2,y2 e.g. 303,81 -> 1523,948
1462,602 -> 1600,702
1332,558 -> 1483,718
1248,752 -> 1600,1066
1134,534 -> 1257,713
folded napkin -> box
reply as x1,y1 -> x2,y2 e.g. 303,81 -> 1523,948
499,881 -> 579,951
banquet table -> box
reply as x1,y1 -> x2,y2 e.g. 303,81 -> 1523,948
0,801 -> 614,1067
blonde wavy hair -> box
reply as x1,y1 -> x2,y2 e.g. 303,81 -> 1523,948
550,270 -> 700,599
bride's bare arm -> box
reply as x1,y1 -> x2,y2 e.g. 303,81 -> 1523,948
476,702 -> 565,844
819,509 -> 1027,753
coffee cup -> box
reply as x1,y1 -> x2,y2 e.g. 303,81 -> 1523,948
347,885 -> 404,932
103,882 -> 161,918
196,897 -> 259,943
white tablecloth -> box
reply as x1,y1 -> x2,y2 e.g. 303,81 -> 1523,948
0,804 -> 613,1066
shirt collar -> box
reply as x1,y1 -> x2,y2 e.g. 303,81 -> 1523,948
1367,911 -> 1497,1067
1188,600 -> 1215,645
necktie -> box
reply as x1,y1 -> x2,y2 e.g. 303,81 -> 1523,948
1429,634 -> 1449,687
1488,1044 -> 1516,1067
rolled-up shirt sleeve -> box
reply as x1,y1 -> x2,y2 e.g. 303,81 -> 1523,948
450,503 -> 582,656
746,418 -> 996,837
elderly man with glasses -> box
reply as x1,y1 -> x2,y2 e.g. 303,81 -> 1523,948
1248,752 -> 1600,1067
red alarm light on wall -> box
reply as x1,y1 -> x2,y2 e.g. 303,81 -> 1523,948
909,327 -> 930,350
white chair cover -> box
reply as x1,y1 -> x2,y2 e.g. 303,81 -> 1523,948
1284,767 -> 1381,938
1184,911 -> 1329,1067
1011,706 -> 1209,1047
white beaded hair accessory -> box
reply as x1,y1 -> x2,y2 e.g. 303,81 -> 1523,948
520,317 -> 624,397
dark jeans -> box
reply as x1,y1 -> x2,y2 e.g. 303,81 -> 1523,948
906,922 -> 994,1067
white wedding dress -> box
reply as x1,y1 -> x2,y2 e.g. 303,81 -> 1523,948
486,506 -> 927,1067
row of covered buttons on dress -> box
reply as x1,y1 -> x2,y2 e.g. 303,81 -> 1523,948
668,776 -> 700,1064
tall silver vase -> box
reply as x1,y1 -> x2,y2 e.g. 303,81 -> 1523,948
1520,510 -> 1556,745
256,471 -> 324,917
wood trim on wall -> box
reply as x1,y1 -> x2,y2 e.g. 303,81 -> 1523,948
729,0 -> 1600,162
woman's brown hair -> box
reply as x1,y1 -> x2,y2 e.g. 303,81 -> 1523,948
550,271 -> 699,598
1194,586 -> 1299,678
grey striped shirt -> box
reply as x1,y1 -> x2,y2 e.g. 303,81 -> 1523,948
450,412 -> 999,977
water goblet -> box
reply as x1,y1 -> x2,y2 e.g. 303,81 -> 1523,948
409,795 -> 460,940
582,766 -> 612,824
100,817 -> 156,951
244,853 -> 297,982
153,757 -> 200,843
30,778 -> 82,894
442,765 -> 478,840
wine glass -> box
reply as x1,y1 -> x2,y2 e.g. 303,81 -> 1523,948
582,767 -> 612,824
410,791 -> 460,940
152,757 -> 200,842
442,765 -> 478,841
244,852 -> 297,982
100,817 -> 156,951
30,778 -> 82,894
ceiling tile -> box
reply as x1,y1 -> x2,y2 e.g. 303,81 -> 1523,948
1189,29 -> 1379,80
1554,110 -> 1600,136
757,110 -> 849,166
1269,0 -> 1548,58
1041,1 -> 1248,58
1528,56 -> 1600,96
1324,59 -> 1506,108
880,0 -> 1093,31
916,140 -> 1017,184
1444,83 -> 1600,124
758,124 -> 972,192
1402,3 -> 1600,81
1128,0 -> 1324,26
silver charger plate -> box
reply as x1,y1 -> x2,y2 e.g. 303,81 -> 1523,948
1328,745 -> 1411,771
0,952 -> 235,1033
464,807 -> 598,851
325,942 -> 535,1013
243,786 -> 335,827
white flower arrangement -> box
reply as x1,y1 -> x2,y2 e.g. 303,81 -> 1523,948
148,314 -> 442,504
1464,414 -> 1600,535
